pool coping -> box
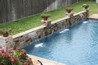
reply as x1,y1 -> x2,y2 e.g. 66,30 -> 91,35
28,54 -> 66,65
89,14 -> 98,19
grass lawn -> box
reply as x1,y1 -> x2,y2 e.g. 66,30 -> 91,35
0,2 -> 98,35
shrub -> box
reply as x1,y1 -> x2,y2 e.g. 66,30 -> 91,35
0,29 -> 12,37
41,13 -> 50,20
41,13 -> 50,17
82,4 -> 89,9
0,49 -> 33,65
65,8 -> 73,13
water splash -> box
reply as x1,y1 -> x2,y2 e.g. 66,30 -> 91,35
35,43 -> 44,48
59,29 -> 69,33
83,21 -> 88,24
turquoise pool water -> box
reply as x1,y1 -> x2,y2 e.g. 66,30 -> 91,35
24,19 -> 98,65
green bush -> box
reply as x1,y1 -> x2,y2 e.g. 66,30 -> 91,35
0,49 -> 33,65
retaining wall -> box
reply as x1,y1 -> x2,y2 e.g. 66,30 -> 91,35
12,11 -> 88,49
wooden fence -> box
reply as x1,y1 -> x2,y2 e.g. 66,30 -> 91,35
0,0 -> 95,23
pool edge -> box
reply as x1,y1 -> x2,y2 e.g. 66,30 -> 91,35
28,54 -> 66,65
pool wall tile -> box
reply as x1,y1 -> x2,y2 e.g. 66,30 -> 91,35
12,11 -> 88,49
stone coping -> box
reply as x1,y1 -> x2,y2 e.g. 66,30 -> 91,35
28,54 -> 65,65
52,11 -> 86,24
74,11 -> 86,16
89,14 -> 98,19
12,11 -> 86,39
12,25 -> 46,38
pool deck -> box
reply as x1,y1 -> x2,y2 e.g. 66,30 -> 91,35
28,54 -> 65,65
89,14 -> 98,19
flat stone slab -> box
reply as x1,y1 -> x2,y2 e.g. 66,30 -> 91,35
28,54 -> 65,65
89,14 -> 98,19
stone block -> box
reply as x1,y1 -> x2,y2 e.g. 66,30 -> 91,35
0,36 -> 14,51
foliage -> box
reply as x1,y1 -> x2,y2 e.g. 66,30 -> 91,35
82,4 -> 89,9
0,49 -> 33,65
41,13 -> 50,17
65,8 -> 73,13
0,29 -> 12,37
41,13 -> 50,20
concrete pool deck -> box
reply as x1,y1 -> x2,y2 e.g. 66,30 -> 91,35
28,54 -> 65,65
89,14 -> 98,19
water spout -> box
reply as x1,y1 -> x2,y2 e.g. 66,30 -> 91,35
35,43 -> 44,48
83,21 -> 88,24
59,29 -> 69,34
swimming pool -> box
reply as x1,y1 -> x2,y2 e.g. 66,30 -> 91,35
24,19 -> 98,65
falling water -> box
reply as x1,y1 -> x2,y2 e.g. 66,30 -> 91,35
59,29 -> 69,33
83,21 -> 88,23
35,43 -> 44,48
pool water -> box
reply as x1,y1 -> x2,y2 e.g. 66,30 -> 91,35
24,19 -> 98,65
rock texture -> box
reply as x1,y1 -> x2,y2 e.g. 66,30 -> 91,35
0,36 -> 14,51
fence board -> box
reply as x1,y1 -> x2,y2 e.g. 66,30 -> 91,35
0,0 -> 96,23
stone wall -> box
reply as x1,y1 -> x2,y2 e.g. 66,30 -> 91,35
0,36 -> 14,51
12,11 -> 88,49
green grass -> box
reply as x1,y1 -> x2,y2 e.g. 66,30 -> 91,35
0,2 -> 98,35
